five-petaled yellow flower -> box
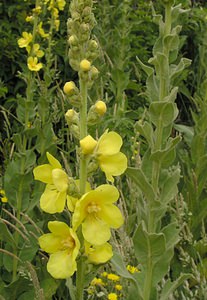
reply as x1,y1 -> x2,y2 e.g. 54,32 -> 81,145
27,56 -> 43,72
72,184 -> 124,245
33,152 -> 69,213
39,221 -> 80,279
18,32 -> 33,48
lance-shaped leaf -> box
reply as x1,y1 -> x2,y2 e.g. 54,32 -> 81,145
149,101 -> 178,127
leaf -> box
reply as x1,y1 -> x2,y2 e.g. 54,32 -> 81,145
133,222 -> 166,266
126,167 -> 156,203
0,222 -> 16,247
174,124 -> 194,146
161,222 -> 180,250
160,167 -> 180,204
136,56 -> 154,76
170,58 -> 191,82
160,273 -> 192,300
135,121 -> 154,147
149,101 -> 178,127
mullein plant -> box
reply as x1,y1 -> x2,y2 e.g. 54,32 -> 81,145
124,0 -> 192,299
1,0 -> 66,288
33,1 -> 127,299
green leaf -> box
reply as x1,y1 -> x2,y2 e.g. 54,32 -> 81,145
135,121 -> 154,147
160,273 -> 192,300
170,58 -> 191,82
133,222 -> 166,265
160,167 -> 180,204
174,124 -> 194,146
136,56 -> 154,76
161,222 -> 180,250
149,101 -> 178,127
126,167 -> 156,203
0,222 -> 16,247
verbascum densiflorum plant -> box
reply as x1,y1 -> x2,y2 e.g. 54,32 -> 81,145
17,0 -> 66,72
33,1 -> 127,299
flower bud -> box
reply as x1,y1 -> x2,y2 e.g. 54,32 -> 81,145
65,109 -> 79,125
88,40 -> 98,51
90,66 -> 99,80
80,135 -> 97,155
80,59 -> 91,72
68,35 -> 78,46
95,101 -> 107,116
70,124 -> 80,139
63,81 -> 77,95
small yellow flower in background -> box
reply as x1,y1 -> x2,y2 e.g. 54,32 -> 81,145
27,57 -> 43,72
0,189 -> 8,203
72,184 -> 124,245
25,15 -> 33,22
51,7 -> 59,19
39,221 -> 80,279
32,5 -> 42,14
18,32 -> 33,48
33,152 -> 69,213
127,264 -> 140,274
85,241 -> 113,264
80,59 -> 91,72
107,273 -> 120,282
33,44 -> 44,58
95,100 -> 107,116
38,22 -> 49,38
54,19 -> 60,31
80,135 -> 98,155
115,284 -> 122,291
101,271 -> 108,277
108,293 -> 118,300
90,277 -> 105,286
95,131 -> 127,182
57,0 -> 66,10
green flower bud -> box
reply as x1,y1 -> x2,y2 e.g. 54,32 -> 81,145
68,35 -> 79,46
70,124 -> 80,139
65,109 -> 79,125
63,81 -> 77,96
90,66 -> 99,80
88,40 -> 98,51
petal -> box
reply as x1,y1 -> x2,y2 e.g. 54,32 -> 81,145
97,131 -> 123,155
67,195 -> 77,212
98,152 -> 127,181
52,169 -> 68,192
47,250 -> 77,279
46,152 -> 61,169
99,204 -> 124,228
39,233 -> 62,253
69,228 -> 80,261
40,185 -> 66,213
82,215 -> 111,245
33,164 -> 53,184
48,221 -> 71,237
86,242 -> 113,264
94,184 -> 119,204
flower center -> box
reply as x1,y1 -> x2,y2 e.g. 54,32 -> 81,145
87,201 -> 101,214
62,236 -> 75,250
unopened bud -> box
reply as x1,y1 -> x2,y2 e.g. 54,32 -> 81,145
95,101 -> 107,116
90,66 -> 99,80
63,81 -> 77,95
68,35 -> 78,46
80,135 -> 97,155
80,59 -> 91,72
65,109 -> 79,125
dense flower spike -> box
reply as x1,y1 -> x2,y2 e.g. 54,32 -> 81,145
39,221 -> 80,279
72,184 -> 124,245
33,152 -> 69,213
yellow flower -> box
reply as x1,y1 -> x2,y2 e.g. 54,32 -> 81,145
63,81 -> 76,95
33,44 -> 44,58
0,189 -> 8,203
27,57 -> 43,72
85,241 -> 113,264
18,32 -> 33,48
90,277 -> 105,286
25,16 -> 33,22
101,271 -> 108,277
80,135 -> 98,155
38,22 -> 49,38
54,19 -> 60,31
33,152 -> 69,213
107,273 -> 120,282
32,5 -> 42,14
127,265 -> 140,274
72,184 -> 124,245
57,0 -> 66,10
108,293 -> 118,300
39,221 -> 80,279
115,284 -> 122,291
95,131 -> 127,182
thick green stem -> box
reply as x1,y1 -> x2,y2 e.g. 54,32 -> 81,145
79,79 -> 88,195
76,257 -> 86,300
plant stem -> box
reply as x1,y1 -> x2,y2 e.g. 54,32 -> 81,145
79,79 -> 88,195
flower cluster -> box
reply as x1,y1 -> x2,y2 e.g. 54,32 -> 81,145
17,0 -> 66,72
